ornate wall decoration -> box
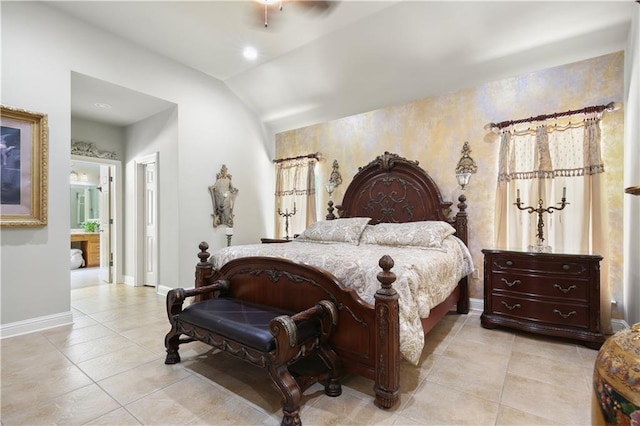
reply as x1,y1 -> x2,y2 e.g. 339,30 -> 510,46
209,164 -> 239,228
71,140 -> 118,160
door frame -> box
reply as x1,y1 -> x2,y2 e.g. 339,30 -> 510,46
134,152 -> 159,288
71,155 -> 122,284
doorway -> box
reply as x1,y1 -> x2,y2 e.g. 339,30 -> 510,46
134,152 -> 159,288
70,155 -> 122,287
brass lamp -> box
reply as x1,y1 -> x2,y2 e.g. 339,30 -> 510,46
455,142 -> 478,190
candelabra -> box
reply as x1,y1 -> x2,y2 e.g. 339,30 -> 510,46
514,187 -> 568,253
278,203 -> 297,240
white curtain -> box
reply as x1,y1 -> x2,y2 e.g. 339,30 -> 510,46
494,114 -> 612,333
274,158 -> 317,239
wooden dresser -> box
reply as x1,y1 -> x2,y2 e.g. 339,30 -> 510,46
481,249 -> 606,348
70,233 -> 100,267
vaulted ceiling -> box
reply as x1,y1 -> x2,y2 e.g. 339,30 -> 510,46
54,1 -> 636,133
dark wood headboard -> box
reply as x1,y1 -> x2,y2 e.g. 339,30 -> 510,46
329,152 -> 469,246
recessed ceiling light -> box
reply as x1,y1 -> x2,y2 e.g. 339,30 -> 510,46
243,46 -> 258,60
94,102 -> 112,109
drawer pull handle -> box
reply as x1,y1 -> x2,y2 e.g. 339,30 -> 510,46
501,301 -> 521,311
505,260 -> 514,267
562,264 -> 570,271
501,278 -> 521,287
553,309 -> 577,319
553,284 -> 577,294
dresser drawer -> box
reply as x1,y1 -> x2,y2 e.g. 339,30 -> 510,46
491,294 -> 589,329
86,240 -> 100,267
489,255 -> 591,278
490,271 -> 589,301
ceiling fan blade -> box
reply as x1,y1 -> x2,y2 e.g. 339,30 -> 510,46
292,1 -> 335,13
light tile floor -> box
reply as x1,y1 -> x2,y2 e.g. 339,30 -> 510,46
1,275 -> 598,425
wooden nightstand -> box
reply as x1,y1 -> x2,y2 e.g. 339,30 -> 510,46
481,249 -> 606,348
260,238 -> 293,244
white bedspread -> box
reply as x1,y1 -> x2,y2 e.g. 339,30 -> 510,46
209,236 -> 473,364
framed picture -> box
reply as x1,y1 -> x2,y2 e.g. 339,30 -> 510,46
1,105 -> 48,226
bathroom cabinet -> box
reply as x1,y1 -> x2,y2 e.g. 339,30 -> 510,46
70,233 -> 100,268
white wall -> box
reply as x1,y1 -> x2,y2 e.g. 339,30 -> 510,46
124,107 -> 179,286
1,2 -> 273,331
624,7 -> 640,325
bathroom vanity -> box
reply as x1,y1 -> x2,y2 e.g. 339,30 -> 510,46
70,233 -> 100,268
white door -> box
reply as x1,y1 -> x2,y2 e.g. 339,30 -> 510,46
144,162 -> 158,287
99,165 -> 112,283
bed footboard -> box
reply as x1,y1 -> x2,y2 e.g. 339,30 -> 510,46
194,242 -> 402,409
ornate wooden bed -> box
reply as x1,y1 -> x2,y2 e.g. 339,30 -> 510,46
194,152 -> 470,410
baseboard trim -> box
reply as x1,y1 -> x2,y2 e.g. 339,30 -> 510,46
1,311 -> 73,339
156,285 -> 193,297
122,275 -> 135,286
469,297 -> 483,312
612,318 -> 630,332
157,285 -> 172,297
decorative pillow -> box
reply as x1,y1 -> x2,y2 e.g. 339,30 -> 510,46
360,221 -> 456,248
295,217 -> 371,245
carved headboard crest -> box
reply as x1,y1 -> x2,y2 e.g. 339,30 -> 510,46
359,151 -> 419,173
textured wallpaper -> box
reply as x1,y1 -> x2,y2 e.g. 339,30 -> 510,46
276,52 -> 625,317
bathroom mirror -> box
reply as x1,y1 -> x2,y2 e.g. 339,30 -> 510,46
70,185 -> 99,229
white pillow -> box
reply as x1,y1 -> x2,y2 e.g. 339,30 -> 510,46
295,217 -> 371,245
360,221 -> 456,248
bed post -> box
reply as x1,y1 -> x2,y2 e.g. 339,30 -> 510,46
373,255 -> 400,409
326,200 -> 337,220
454,195 -> 470,314
194,241 -> 214,301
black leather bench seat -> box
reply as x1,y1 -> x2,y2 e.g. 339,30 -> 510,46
180,298 -> 319,352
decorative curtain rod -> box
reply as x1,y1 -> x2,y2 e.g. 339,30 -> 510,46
273,152 -> 321,164
493,102 -> 618,130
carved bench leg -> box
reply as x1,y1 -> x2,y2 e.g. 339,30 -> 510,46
317,345 -> 342,397
164,326 -> 181,364
268,364 -> 302,426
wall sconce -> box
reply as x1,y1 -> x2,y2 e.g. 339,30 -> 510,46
324,181 -> 336,198
209,164 -> 239,228
455,141 -> 478,190
328,160 -> 342,190
325,160 -> 342,220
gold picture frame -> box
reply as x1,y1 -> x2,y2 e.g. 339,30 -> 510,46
1,105 -> 48,226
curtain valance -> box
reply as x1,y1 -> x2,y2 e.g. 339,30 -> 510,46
497,116 -> 604,182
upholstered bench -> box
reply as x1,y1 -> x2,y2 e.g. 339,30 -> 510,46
164,278 -> 342,426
